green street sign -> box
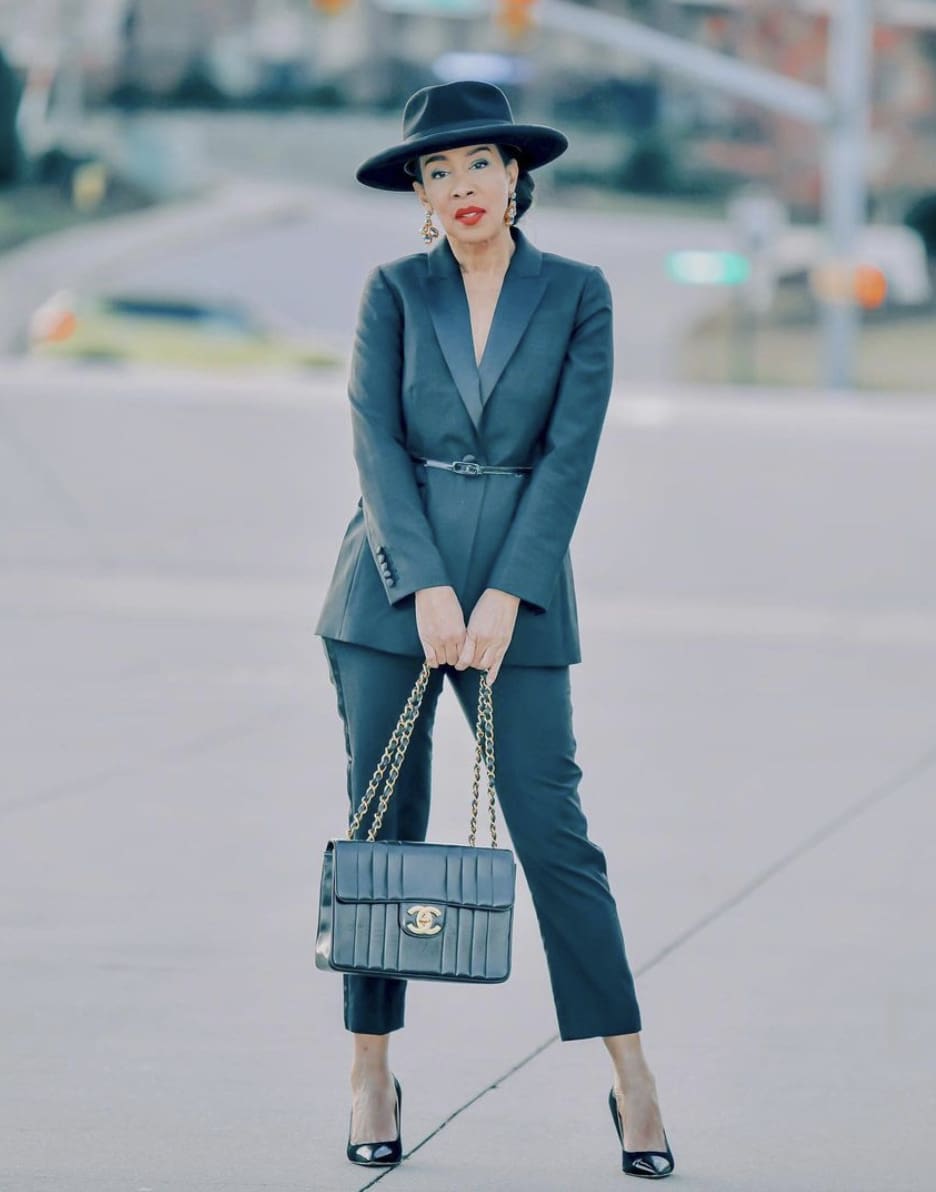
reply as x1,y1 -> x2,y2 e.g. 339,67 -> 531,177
666,251 -> 751,286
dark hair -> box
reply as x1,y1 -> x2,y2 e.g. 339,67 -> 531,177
410,143 -> 535,222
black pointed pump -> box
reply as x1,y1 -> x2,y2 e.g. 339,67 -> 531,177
608,1087 -> 675,1179
347,1075 -> 403,1167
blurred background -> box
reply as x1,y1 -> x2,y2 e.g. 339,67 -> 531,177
1,0 -> 935,385
3,6 -> 936,1191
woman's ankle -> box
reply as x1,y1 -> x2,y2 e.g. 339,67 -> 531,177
351,1031 -> 392,1087
350,1062 -> 393,1090
615,1072 -> 658,1096
604,1032 -> 656,1091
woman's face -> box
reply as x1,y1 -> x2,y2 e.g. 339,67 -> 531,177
412,143 -> 519,245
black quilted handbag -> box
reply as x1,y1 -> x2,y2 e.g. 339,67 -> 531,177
315,662 -> 515,984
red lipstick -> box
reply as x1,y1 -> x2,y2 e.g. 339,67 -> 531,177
455,206 -> 486,224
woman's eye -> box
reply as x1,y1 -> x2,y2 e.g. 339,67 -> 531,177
429,159 -> 488,180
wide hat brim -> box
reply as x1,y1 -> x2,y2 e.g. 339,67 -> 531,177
355,122 -> 569,192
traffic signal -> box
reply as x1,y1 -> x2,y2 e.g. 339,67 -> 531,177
809,261 -> 888,309
853,264 -> 888,309
496,0 -> 537,36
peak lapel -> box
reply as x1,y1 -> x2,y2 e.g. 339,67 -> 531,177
478,230 -> 547,406
422,238 -> 483,433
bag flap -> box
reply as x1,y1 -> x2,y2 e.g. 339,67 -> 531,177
329,840 -> 515,910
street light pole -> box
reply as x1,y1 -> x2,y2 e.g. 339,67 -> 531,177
820,0 -> 874,388
56,0 -> 85,142
537,0 -> 831,125
535,0 -> 875,391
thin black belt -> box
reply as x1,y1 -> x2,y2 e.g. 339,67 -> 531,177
412,456 -> 533,477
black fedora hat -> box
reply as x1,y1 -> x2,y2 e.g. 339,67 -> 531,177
355,80 -> 569,192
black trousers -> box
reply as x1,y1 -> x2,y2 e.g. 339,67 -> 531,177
321,637 -> 642,1042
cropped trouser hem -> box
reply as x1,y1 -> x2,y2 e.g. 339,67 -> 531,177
343,975 -> 405,1036
557,1008 -> 643,1042
343,1011 -> 642,1041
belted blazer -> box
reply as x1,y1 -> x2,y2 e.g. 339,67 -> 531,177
314,223 -> 614,666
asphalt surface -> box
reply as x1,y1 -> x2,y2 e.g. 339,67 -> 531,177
0,167 -> 731,381
2,358 -> 935,1191
106,183 -> 731,383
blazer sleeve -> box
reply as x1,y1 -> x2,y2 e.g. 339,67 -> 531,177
484,265 -> 613,615
348,265 -> 453,605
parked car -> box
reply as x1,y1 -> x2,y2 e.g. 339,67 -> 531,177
28,290 -> 342,370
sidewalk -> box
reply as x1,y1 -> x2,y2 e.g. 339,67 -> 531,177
371,737 -> 935,1192
1,367 -> 934,1190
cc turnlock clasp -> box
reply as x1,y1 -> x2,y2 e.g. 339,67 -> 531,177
404,905 -> 444,936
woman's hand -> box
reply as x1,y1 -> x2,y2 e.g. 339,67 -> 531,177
415,586 -> 467,667
455,588 -> 520,686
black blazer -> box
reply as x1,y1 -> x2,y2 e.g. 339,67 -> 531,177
314,223 -> 614,666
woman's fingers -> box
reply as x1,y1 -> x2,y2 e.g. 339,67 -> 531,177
423,634 -> 468,668
476,644 -> 502,685
415,587 -> 468,669
429,633 -> 503,680
444,635 -> 464,667
455,630 -> 477,670
458,590 -> 519,680
414,587 -> 516,674
476,644 -> 496,670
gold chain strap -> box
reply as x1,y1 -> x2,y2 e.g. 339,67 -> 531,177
346,663 -> 499,848
469,672 -> 498,848
346,661 -> 432,843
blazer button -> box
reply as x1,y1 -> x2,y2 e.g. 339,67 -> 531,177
387,577 -> 396,587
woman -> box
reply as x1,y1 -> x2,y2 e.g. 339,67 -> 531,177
315,80 -> 674,1180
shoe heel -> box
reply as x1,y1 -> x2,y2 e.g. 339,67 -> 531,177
608,1087 -> 675,1179
347,1075 -> 403,1167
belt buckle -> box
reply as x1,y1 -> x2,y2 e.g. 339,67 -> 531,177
452,459 -> 482,476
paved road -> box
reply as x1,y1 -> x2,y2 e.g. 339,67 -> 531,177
1,362 -> 934,1191
7,107 -> 736,381
102,183 -> 732,384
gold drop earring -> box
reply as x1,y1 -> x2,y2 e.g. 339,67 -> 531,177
420,206 -> 439,245
504,191 -> 517,226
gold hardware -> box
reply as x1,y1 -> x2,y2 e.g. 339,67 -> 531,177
346,663 -> 499,849
405,905 -> 443,936
347,662 -> 432,843
469,671 -> 498,848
